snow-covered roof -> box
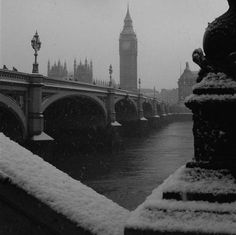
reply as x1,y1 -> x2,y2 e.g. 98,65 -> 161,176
0,133 -> 129,235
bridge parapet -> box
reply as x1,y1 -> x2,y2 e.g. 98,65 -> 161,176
45,77 -> 109,93
0,69 -> 30,83
0,69 -> 169,141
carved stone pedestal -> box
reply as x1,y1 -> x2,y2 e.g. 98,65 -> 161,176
185,72 -> 236,170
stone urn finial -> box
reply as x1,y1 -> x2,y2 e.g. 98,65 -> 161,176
186,0 -> 236,169
193,0 -> 236,81
228,0 -> 236,8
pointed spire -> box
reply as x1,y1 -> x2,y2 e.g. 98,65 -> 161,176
125,4 -> 132,22
47,60 -> 50,76
74,59 -> 77,76
63,61 -> 67,76
185,62 -> 190,71
121,5 -> 135,35
90,60 -> 93,79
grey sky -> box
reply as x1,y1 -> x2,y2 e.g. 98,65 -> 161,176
1,0 -> 228,89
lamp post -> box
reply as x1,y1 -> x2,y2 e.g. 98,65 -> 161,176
109,64 -> 113,87
138,78 -> 141,96
31,31 -> 41,73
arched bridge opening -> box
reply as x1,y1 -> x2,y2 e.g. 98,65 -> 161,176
115,98 -> 138,124
43,95 -> 107,150
143,102 -> 153,119
0,103 -> 26,143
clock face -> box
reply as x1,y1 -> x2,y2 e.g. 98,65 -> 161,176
122,41 -> 131,50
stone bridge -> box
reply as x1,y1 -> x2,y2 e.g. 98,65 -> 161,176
0,69 -> 172,142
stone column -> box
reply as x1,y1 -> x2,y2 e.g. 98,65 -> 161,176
137,94 -> 145,120
107,88 -> 121,126
149,98 -> 160,128
152,99 -> 159,118
28,74 -> 45,139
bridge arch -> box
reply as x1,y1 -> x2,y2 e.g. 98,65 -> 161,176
143,101 -> 153,118
42,92 -> 108,120
115,97 -> 138,123
114,97 -> 138,111
42,92 -> 108,146
0,93 -> 27,140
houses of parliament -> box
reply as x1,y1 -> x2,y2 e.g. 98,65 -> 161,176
47,7 -> 138,90
47,59 -> 93,84
47,7 -> 197,100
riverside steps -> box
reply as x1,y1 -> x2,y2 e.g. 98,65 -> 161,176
125,1 -> 236,234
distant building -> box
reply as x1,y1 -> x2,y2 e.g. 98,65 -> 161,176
47,60 -> 68,79
119,7 -> 137,91
159,88 -> 178,105
141,88 -> 157,98
74,59 -> 93,84
47,59 -> 93,84
178,62 -> 198,102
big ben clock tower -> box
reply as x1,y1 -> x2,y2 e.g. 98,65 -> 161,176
119,7 -> 137,91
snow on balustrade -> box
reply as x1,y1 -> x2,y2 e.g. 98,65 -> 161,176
127,199 -> 236,234
193,73 -> 236,91
0,133 -> 129,235
126,166 -> 236,234
161,165 -> 236,196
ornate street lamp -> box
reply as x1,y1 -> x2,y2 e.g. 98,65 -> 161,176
31,31 -> 41,73
109,64 -> 113,87
138,78 -> 141,95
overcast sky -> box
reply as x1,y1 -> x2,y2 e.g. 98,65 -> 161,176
1,0 -> 228,90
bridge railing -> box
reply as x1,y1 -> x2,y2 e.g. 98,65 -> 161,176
44,77 -> 111,93
0,69 -> 30,83
0,69 -> 161,103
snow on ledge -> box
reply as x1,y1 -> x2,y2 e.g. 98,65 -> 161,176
160,165 -> 236,195
0,133 -> 129,235
127,199 -> 236,234
126,166 -> 236,234
186,94 -> 236,103
193,72 -> 236,90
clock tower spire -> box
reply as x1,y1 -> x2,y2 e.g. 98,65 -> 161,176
119,6 -> 137,91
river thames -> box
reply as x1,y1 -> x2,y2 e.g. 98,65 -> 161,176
33,121 -> 194,210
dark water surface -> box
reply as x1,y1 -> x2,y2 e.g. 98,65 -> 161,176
84,121 -> 194,210
33,121 -> 194,210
